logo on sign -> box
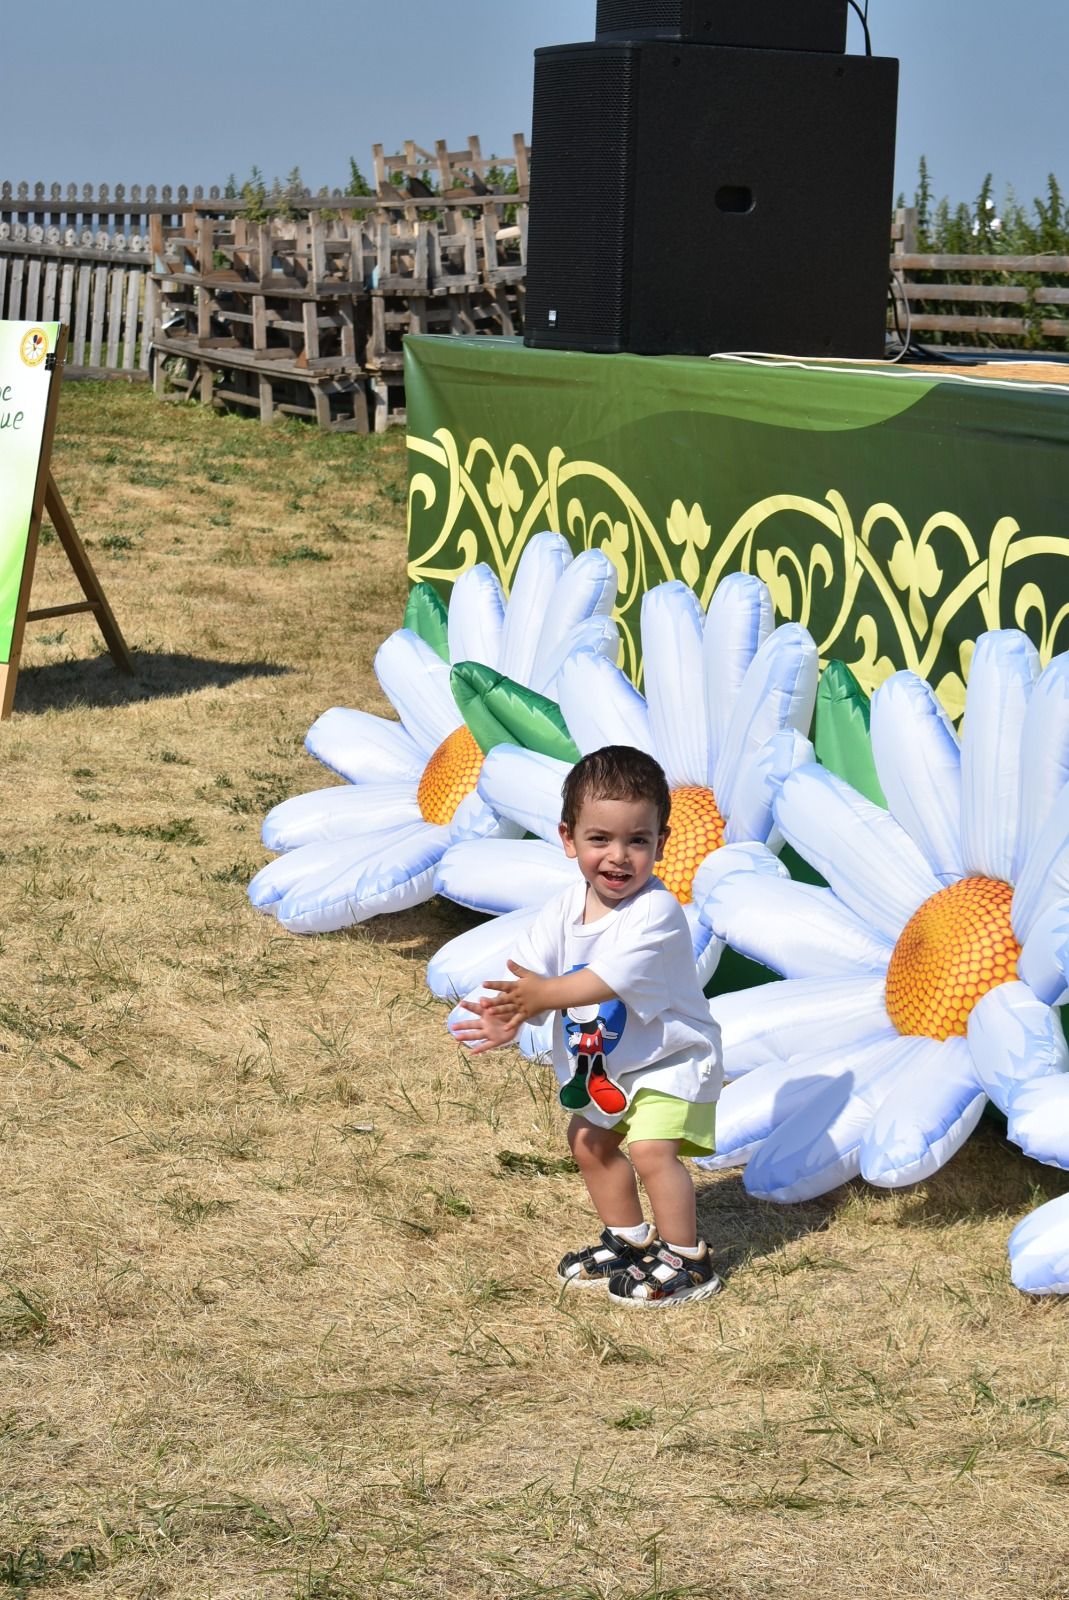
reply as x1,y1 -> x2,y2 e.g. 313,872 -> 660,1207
19,328 -> 49,367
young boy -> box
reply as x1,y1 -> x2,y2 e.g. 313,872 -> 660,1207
451,745 -> 723,1306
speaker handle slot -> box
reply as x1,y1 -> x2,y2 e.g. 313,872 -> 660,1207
715,185 -> 755,214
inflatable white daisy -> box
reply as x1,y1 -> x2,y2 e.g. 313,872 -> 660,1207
1009,1190 -> 1069,1296
426,575 -> 818,1038
697,630 -> 1069,1205
1004,915 -> 1069,1293
248,534 -> 617,933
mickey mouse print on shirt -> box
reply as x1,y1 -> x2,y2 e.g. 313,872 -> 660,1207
559,976 -> 628,1115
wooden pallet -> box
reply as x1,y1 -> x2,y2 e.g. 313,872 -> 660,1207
152,332 -> 369,430
151,198 -> 528,431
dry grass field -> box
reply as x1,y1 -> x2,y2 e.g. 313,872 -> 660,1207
1,381 -> 1068,1600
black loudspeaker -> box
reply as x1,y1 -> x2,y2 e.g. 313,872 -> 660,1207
523,40 -> 898,357
595,0 -> 848,53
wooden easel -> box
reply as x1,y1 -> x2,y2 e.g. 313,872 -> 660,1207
0,325 -> 132,719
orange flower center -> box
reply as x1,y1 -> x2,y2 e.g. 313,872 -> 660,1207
884,876 -> 1020,1041
655,785 -> 726,905
417,725 -> 484,825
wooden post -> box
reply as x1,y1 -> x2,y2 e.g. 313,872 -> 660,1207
35,476 -> 133,673
513,132 -> 530,192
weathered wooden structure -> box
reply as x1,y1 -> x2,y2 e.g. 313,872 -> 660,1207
149,136 -> 529,431
150,201 -> 526,431
891,206 -> 1069,350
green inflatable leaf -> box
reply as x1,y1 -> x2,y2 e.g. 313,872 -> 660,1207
403,582 -> 450,662
450,662 -> 582,763
813,660 -> 886,807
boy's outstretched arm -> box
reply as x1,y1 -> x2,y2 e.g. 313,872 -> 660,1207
485,960 -> 617,1024
449,996 -> 523,1055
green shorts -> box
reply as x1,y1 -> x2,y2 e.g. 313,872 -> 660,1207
597,1088 -> 716,1158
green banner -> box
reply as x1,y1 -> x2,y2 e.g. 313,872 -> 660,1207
0,321 -> 60,663
405,336 -> 1069,713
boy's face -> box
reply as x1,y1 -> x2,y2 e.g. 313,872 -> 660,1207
559,793 -> 669,908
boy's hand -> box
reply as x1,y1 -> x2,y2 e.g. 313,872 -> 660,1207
449,996 -> 522,1055
485,962 -> 618,1019
484,961 -> 548,1025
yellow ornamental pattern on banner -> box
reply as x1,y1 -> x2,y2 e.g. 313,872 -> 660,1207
884,877 -> 1021,1041
407,428 -> 1069,720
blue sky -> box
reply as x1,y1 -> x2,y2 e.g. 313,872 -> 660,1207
3,1 -> 1067,211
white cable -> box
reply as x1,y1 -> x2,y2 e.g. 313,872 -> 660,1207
705,350 -> 1069,395
887,270 -> 913,362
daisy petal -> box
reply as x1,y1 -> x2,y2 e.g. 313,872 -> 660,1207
518,1017 -> 556,1058
743,1035 -> 923,1202
537,614 -> 620,698
693,841 -> 786,906
1009,1193 -> 1069,1295
682,900 -> 722,985
702,873 -> 892,979
870,671 -> 963,882
774,765 -> 940,942
698,1040 -> 895,1171
703,572 -> 774,775
960,630 -> 1039,881
375,629 -> 462,756
499,532 -> 572,686
557,649 -> 656,757
968,979 -> 1069,1114
427,906 -> 539,999
709,976 -> 894,1077
1007,1075 -> 1069,1170
448,791 -> 518,844
435,838 -> 579,915
276,822 -> 449,934
1016,655 -> 1069,878
262,782 -> 420,852
476,744 -> 572,845
529,548 -> 618,696
1012,785 -> 1069,943
860,1038 -> 984,1186
305,707 -> 425,785
714,624 -> 819,819
248,824 -> 424,914
1017,902 -> 1069,1006
248,831 -> 398,911
447,564 -> 505,670
641,583 -> 709,788
724,729 -> 814,850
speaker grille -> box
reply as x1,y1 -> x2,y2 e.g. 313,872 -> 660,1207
595,0 -> 849,50
596,0 -> 681,34
526,48 -> 639,347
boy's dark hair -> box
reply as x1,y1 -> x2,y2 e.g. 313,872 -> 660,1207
560,745 -> 671,835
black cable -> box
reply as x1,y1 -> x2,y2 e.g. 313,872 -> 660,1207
846,0 -> 872,54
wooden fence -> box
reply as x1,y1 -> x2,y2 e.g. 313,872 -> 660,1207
892,206 -> 1069,350
0,182 -> 232,378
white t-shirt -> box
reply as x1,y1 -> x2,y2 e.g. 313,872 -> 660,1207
512,877 -> 723,1128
